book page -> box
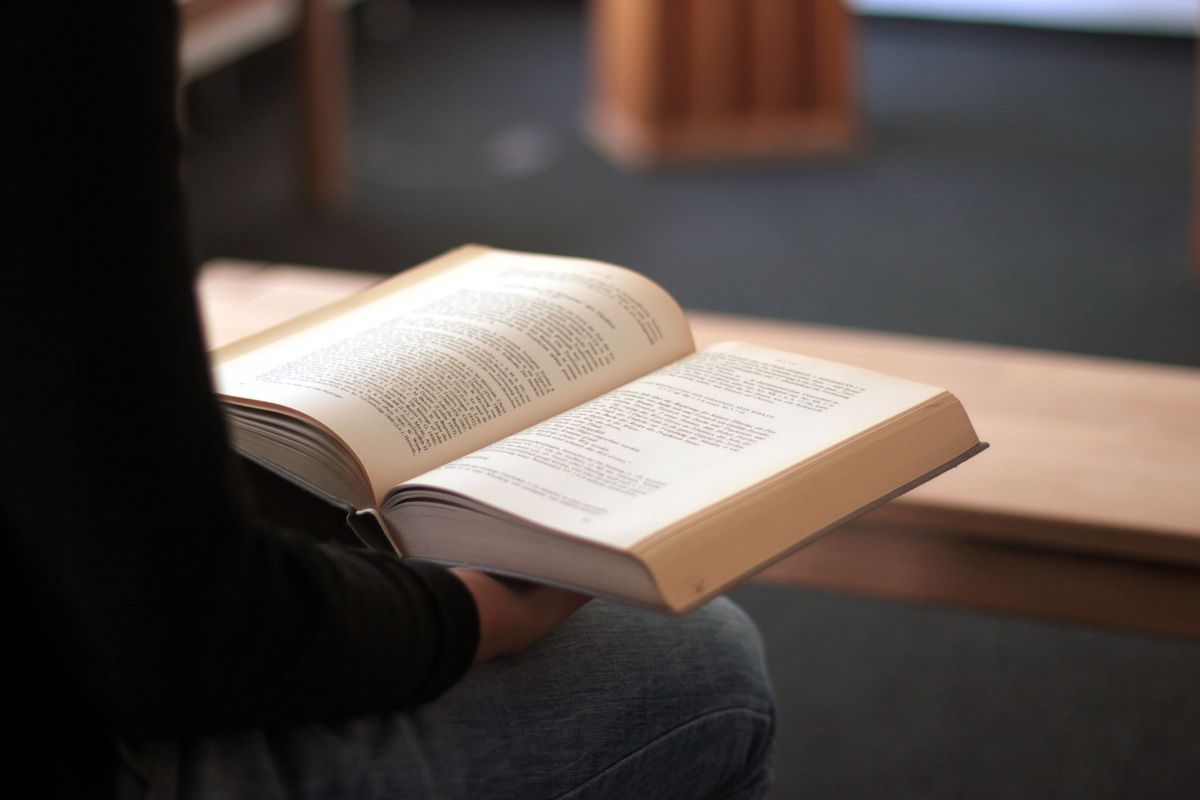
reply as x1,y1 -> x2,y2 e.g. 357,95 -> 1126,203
394,342 -> 946,548
214,248 -> 694,502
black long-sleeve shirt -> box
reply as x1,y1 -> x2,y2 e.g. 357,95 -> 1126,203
2,5 -> 478,794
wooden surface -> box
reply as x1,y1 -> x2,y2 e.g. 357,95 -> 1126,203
198,259 -> 1200,638
586,0 -> 859,166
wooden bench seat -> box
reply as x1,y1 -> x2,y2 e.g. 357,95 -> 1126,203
198,260 -> 1200,638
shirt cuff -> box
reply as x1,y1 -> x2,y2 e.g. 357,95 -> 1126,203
403,560 -> 480,703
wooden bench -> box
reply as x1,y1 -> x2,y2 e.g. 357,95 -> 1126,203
198,259 -> 1200,638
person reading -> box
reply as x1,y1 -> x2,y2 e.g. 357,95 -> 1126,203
2,4 -> 778,799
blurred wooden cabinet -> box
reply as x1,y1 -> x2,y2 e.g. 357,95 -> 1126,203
587,0 -> 859,166
180,0 -> 350,209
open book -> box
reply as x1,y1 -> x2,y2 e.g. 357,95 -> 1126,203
213,246 -> 985,612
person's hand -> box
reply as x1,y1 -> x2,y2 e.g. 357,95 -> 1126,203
451,568 -> 590,663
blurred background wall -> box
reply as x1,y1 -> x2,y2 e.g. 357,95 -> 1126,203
855,0 -> 1195,36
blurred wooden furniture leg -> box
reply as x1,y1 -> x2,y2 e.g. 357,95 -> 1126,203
179,0 -> 351,210
587,0 -> 859,166
298,0 -> 351,211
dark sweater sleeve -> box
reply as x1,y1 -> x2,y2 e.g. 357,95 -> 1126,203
0,3 -> 478,738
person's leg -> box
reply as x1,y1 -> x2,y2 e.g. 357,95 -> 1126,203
137,597 -> 777,800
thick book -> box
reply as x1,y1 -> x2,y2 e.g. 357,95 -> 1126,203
213,245 -> 986,612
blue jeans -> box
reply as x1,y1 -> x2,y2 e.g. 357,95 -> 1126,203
120,597 -> 777,799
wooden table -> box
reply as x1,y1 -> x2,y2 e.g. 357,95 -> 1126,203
198,259 -> 1200,639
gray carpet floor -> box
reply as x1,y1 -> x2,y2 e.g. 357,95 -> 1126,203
184,2 -> 1200,797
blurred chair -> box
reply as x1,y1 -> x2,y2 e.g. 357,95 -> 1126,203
179,0 -> 351,209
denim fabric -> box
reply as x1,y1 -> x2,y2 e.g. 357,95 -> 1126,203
120,597 -> 777,799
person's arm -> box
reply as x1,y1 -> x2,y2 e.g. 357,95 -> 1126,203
453,571 -> 591,663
